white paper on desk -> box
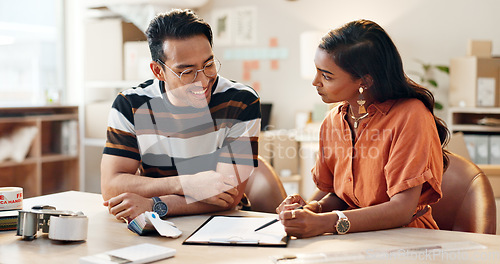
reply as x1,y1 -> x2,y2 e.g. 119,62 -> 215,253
185,216 -> 286,245
270,241 -> 487,263
79,243 -> 176,264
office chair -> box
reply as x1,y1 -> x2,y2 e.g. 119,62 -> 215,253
244,156 -> 288,213
431,152 -> 496,234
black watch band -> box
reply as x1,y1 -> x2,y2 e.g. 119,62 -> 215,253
152,197 -> 168,218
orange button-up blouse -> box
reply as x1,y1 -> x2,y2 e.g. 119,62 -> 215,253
312,99 -> 443,229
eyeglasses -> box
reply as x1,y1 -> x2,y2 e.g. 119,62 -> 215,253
157,58 -> 221,84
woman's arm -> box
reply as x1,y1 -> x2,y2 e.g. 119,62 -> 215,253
311,192 -> 349,213
279,185 -> 422,238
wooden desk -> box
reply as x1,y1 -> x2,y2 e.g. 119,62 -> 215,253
1,191 -> 500,264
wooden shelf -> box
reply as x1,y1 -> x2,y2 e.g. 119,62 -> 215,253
450,107 -> 500,197
0,157 -> 38,168
0,106 -> 80,198
449,107 -> 500,134
0,113 -> 79,123
41,113 -> 79,121
479,164 -> 500,176
280,175 -> 301,183
452,125 -> 500,133
449,107 -> 500,114
41,154 -> 78,163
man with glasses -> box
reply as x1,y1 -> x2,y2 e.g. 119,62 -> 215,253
101,9 -> 261,221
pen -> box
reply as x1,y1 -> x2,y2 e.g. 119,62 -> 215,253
254,206 -> 303,232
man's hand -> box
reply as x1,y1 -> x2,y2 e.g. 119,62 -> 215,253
103,193 -> 152,222
179,170 -> 239,207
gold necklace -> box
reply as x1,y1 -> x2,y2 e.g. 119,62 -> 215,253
349,105 -> 369,129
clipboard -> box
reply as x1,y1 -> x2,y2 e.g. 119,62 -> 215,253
183,215 -> 289,247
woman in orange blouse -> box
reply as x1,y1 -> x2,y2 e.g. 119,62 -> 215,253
276,19 -> 449,238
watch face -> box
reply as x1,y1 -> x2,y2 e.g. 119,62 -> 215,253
336,219 -> 350,234
153,202 -> 168,217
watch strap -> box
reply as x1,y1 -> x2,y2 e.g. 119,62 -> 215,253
152,196 -> 161,204
333,210 -> 350,235
152,197 -> 168,217
334,210 -> 347,220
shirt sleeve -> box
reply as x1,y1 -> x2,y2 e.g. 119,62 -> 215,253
383,100 -> 443,205
312,119 -> 335,193
103,93 -> 141,161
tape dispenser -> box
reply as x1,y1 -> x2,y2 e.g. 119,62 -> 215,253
16,205 -> 88,241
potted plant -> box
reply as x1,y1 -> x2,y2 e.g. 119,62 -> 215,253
410,60 -> 449,110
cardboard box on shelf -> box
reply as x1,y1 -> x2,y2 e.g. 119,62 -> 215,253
124,41 -> 154,81
258,132 -> 273,164
449,57 -> 500,107
85,18 -> 146,82
259,131 -> 299,176
467,40 -> 492,58
271,133 -> 299,176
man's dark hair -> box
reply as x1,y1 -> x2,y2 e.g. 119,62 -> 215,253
146,9 -> 213,62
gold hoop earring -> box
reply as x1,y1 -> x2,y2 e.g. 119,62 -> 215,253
357,87 -> 367,114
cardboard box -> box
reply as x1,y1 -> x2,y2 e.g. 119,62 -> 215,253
467,40 -> 492,58
262,131 -> 299,175
85,101 -> 114,139
477,77 -> 496,106
272,135 -> 299,176
449,57 -> 500,107
124,41 -> 154,81
85,18 -> 146,81
258,132 -> 274,164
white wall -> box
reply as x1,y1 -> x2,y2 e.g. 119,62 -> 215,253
199,0 -> 500,129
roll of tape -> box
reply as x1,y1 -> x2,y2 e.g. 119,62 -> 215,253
0,187 -> 23,211
48,215 -> 88,241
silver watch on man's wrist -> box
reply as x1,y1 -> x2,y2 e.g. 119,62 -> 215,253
152,197 -> 168,218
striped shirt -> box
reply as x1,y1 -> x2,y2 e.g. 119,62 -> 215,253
104,76 -> 261,178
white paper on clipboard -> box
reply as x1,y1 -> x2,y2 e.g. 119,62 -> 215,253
183,216 -> 288,246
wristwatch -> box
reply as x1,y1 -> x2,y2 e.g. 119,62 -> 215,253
333,211 -> 350,235
152,197 -> 168,218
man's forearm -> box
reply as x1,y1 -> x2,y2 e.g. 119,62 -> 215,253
162,194 -> 238,216
101,172 -> 181,201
